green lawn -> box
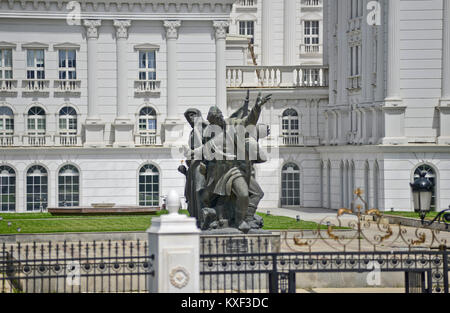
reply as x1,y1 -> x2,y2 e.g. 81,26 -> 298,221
0,211 -> 327,234
383,211 -> 440,220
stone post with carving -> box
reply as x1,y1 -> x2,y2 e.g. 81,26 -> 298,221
147,190 -> 200,293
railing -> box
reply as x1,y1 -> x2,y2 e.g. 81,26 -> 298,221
23,79 -> 49,92
0,240 -> 151,293
135,133 -> 158,146
235,0 -> 257,7
56,135 -> 80,147
0,79 -> 17,92
226,66 -> 328,88
0,135 -> 15,147
302,0 -> 321,7
134,80 -> 161,94
55,79 -> 81,92
282,134 -> 300,146
24,134 -> 48,146
300,44 -> 323,55
348,75 -> 362,90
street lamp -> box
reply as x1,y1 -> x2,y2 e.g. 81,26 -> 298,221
410,171 -> 433,223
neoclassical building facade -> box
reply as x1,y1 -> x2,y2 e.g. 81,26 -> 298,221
0,0 -> 448,214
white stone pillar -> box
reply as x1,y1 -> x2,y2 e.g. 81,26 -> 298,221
383,0 -> 407,144
438,0 -> 450,144
83,20 -> 105,147
283,0 -> 297,65
337,0 -> 348,105
147,190 -> 200,293
162,21 -> 183,146
114,20 -> 131,120
261,0 -> 273,65
113,20 -> 134,147
213,21 -> 229,115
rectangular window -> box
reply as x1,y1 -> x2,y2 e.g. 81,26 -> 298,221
0,49 -> 13,80
58,49 -> 77,80
139,51 -> 156,81
304,21 -> 320,46
27,49 -> 45,79
239,21 -> 255,44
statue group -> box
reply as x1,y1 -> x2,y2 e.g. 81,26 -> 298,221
178,91 -> 272,234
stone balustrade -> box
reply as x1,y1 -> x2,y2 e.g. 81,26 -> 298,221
226,65 -> 328,88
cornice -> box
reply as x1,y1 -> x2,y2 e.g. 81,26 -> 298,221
1,0 -> 235,18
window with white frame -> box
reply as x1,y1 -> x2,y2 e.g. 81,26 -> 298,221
239,21 -> 255,44
58,165 -> 80,207
26,49 -> 45,79
58,106 -> 77,136
58,50 -> 77,80
304,21 -> 320,46
26,165 -> 48,212
139,107 -> 157,134
0,49 -> 13,80
281,163 -> 300,207
27,107 -> 46,136
139,50 -> 156,81
0,165 -> 15,212
139,164 -> 160,207
282,109 -> 300,145
0,106 -> 14,136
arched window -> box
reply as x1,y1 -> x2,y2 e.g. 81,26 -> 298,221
138,107 -> 157,145
0,165 -> 15,212
58,165 -> 79,207
281,163 -> 300,207
0,106 -> 14,137
26,165 -> 48,211
27,106 -> 46,136
59,106 -> 77,136
139,164 -> 160,207
282,109 -> 299,145
414,164 -> 437,210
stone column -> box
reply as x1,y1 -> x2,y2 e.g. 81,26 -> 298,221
283,0 -> 297,65
213,21 -> 229,115
83,20 -> 105,147
438,0 -> 450,144
337,0 -> 348,105
147,190 -> 200,293
162,20 -> 183,146
383,0 -> 407,144
261,0 -> 272,65
113,20 -> 134,147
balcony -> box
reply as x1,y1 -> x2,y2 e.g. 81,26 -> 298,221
0,79 -> 17,93
300,44 -> 323,56
135,133 -> 161,146
23,134 -> 51,147
55,79 -> 81,93
302,0 -> 322,8
134,80 -> 161,96
23,79 -> 50,93
282,134 -> 302,146
0,135 -> 17,147
226,66 -> 328,88
235,0 -> 257,10
347,75 -> 362,90
55,134 -> 82,147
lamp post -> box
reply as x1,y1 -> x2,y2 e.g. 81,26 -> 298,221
410,171 -> 434,223
410,171 -> 450,227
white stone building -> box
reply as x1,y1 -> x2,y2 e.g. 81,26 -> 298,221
0,0 -> 448,214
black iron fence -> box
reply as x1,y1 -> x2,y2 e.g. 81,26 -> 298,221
200,245 -> 449,293
0,240 -> 152,293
